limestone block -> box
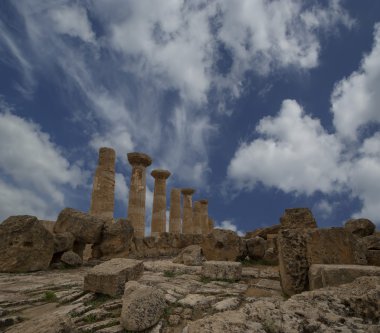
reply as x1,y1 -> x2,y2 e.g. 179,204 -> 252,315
280,208 -> 317,229
54,208 -> 108,244
84,258 -> 144,296
245,224 -> 281,239
202,261 -> 242,280
344,218 -> 376,237
121,281 -> 166,331
0,215 -> 54,273
173,245 -> 204,266
201,229 -> 244,261
362,235 -> 380,250
367,250 -> 380,266
61,251 -> 82,267
309,264 -> 380,290
53,232 -> 75,253
246,236 -> 266,260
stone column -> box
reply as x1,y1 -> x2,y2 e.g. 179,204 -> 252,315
208,217 -> 214,233
89,147 -> 116,219
192,201 -> 202,234
199,199 -> 209,234
169,188 -> 181,234
151,169 -> 171,238
181,188 -> 195,234
127,152 -> 152,238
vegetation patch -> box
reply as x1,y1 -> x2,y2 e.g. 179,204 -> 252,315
84,293 -> 113,308
43,290 -> 57,302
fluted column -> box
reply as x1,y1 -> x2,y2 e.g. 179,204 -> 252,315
127,152 -> 152,238
192,201 -> 202,234
151,169 -> 171,238
199,199 -> 209,234
208,217 -> 214,233
169,188 -> 181,234
181,188 -> 195,234
89,147 -> 116,219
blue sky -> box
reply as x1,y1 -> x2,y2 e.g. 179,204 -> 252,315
1,0 -> 380,234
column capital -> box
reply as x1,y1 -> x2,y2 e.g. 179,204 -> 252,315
199,199 -> 208,205
151,169 -> 171,179
127,152 -> 152,167
181,188 -> 195,196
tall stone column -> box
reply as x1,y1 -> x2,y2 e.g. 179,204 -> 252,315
169,188 -> 181,234
127,152 -> 152,238
89,147 -> 116,219
192,201 -> 202,234
151,169 -> 171,238
199,199 -> 209,234
181,188 -> 195,234
208,217 -> 214,233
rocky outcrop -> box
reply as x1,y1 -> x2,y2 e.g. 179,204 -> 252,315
202,261 -> 242,280
121,281 -> 166,332
246,236 -> 266,260
54,208 -> 108,244
280,208 -> 317,229
201,229 -> 243,261
84,258 -> 144,296
344,218 -> 376,237
278,228 -> 367,296
173,245 -> 204,266
92,218 -> 134,259
0,215 -> 54,272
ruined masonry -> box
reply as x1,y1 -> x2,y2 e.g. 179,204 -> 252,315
181,188 -> 195,234
169,188 -> 182,233
151,169 -> 171,237
89,147 -> 116,219
127,152 -> 152,238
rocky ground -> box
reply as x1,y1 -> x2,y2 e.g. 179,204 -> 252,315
1,259 -> 379,333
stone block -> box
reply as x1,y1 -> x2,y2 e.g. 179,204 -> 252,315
84,258 -> 143,296
173,245 -> 204,266
246,236 -> 266,260
201,261 -> 242,280
367,250 -> 380,266
280,208 -> 317,229
344,218 -> 375,237
309,264 -> 380,290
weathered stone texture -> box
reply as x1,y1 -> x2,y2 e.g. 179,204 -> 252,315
54,208 -> 107,244
345,218 -> 376,237
199,199 -> 209,235
0,215 -> 54,272
121,281 -> 166,332
173,245 -> 204,266
278,228 -> 368,296
245,224 -> 281,239
92,218 -> 134,259
202,261 -> 242,280
39,219 -> 55,233
192,201 -> 202,234
53,232 -> 75,253
309,264 -> 380,290
207,217 -> 214,233
127,152 -> 152,238
84,258 -> 143,296
280,208 -> 317,229
201,229 -> 243,261
246,236 -> 266,260
169,188 -> 181,234
89,147 -> 116,219
151,169 -> 170,237
181,188 -> 195,234
60,250 -> 82,267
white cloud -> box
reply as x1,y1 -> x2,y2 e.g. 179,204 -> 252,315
0,102 -> 86,221
228,100 -> 345,195
115,172 -> 128,203
215,219 -> 244,236
313,199 -> 334,218
331,23 -> 380,140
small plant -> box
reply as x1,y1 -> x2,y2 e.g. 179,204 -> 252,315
44,291 -> 57,302
85,293 -> 112,307
163,270 -> 176,278
83,313 -> 97,323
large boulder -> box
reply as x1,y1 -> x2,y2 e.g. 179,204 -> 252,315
201,229 -> 243,261
54,208 -> 108,244
246,236 -> 266,260
173,245 -> 204,266
202,261 -> 242,281
280,208 -> 317,229
60,251 -> 82,267
278,228 -> 367,296
344,218 -> 376,237
0,216 -> 54,272
121,281 -> 166,332
84,258 -> 144,296
53,232 -> 75,253
92,218 -> 134,259
244,224 -> 281,239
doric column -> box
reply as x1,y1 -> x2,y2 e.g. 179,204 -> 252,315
89,147 -> 116,219
181,188 -> 195,234
208,217 -> 214,233
192,201 -> 202,234
169,188 -> 181,234
127,152 -> 152,238
199,199 -> 209,234
151,169 -> 171,238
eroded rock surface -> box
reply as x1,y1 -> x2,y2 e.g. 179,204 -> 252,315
345,218 -> 376,237
172,245 -> 204,266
